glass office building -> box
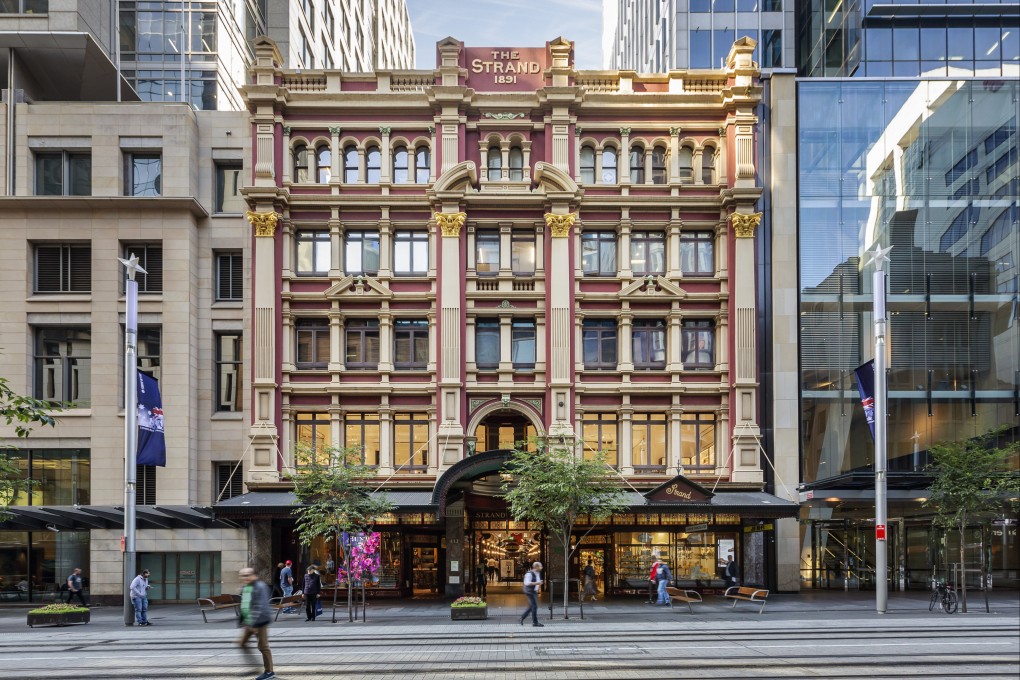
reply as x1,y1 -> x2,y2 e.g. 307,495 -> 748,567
797,78 -> 1019,589
798,0 -> 1019,77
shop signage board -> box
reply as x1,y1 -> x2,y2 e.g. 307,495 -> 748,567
644,475 -> 714,504
876,524 -> 886,541
462,47 -> 550,91
685,524 -> 709,533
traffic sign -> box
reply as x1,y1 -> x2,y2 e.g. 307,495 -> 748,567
876,524 -> 886,541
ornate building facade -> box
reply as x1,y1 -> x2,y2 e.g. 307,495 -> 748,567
229,35 -> 798,598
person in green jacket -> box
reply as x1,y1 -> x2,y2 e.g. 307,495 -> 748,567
237,567 -> 274,680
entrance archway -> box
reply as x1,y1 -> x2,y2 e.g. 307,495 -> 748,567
466,401 -> 545,454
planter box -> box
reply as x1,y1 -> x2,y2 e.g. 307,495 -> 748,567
28,610 -> 90,627
450,606 -> 487,621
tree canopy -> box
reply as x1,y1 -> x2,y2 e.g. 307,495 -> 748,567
0,377 -> 59,519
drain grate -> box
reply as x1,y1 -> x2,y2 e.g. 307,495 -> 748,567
537,645 -> 646,656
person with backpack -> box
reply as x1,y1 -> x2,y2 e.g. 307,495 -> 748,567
655,559 -> 673,606
518,561 -> 544,627
237,567 -> 274,680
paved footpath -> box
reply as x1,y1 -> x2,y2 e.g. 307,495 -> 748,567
1,590 -> 1017,679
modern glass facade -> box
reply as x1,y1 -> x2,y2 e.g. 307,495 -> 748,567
797,78 -> 1019,587
798,0 -> 1019,78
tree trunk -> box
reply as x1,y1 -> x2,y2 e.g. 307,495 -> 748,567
562,528 -> 570,619
958,522 -> 968,613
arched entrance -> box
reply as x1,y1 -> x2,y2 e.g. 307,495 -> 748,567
472,408 -> 538,452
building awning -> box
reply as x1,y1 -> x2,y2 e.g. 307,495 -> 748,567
0,505 -> 238,531
213,490 -> 435,518
626,490 -> 799,517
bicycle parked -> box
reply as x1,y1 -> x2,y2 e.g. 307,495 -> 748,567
929,578 -> 958,614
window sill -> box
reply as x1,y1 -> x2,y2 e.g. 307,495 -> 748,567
211,411 -> 244,420
27,293 -> 92,302
392,367 -> 430,373
56,408 -> 92,417
212,300 -> 244,308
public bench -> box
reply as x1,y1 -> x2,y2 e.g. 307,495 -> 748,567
664,586 -> 703,614
270,593 -> 304,621
197,594 -> 241,623
724,586 -> 770,614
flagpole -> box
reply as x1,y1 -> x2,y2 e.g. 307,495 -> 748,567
870,244 -> 892,615
121,255 -> 146,626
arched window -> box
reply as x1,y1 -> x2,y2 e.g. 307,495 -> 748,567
580,145 -> 595,184
651,146 -> 667,184
343,145 -> 359,183
629,145 -> 645,184
701,147 -> 716,184
486,146 -> 502,181
392,145 -> 409,183
315,144 -> 331,183
414,146 -> 430,183
366,145 -> 381,183
678,147 -> 693,183
293,144 -> 310,183
601,146 -> 618,184
508,146 -> 524,181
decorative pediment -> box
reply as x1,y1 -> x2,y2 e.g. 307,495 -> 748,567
618,276 -> 687,300
433,161 -> 477,194
644,475 -> 715,504
324,275 -> 393,299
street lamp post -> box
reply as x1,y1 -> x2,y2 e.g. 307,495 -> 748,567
120,254 -> 147,626
870,244 -> 892,614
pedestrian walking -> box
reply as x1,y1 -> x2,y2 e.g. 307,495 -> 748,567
303,566 -> 321,622
279,560 -> 296,613
130,569 -> 152,625
724,556 -> 739,587
655,559 -> 673,606
646,559 -> 659,604
66,567 -> 88,607
582,560 -> 597,601
237,567 -> 274,680
518,561 -> 544,627
271,562 -> 284,599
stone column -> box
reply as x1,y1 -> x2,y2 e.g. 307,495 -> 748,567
379,126 -> 392,184
618,309 -> 634,373
667,306 -> 683,375
378,403 -> 394,474
619,403 -> 634,475
667,215 -> 683,278
669,399 -> 683,474
246,210 -> 281,484
428,125 -> 437,181
329,126 -> 341,182
619,127 -> 631,184
378,212 -> 392,278
545,212 -> 577,439
618,217 -> 633,279
668,127 -> 681,183
281,127 -> 292,184
435,211 -> 467,469
730,212 -> 763,483
249,520 -> 273,583
445,501 -> 465,597
329,216 -> 342,278
498,316 -> 513,380
378,308 -> 394,373
329,310 -> 342,372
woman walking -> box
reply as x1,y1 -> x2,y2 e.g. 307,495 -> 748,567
303,566 -> 322,621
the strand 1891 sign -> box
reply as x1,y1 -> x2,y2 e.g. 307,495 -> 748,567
463,47 -> 548,91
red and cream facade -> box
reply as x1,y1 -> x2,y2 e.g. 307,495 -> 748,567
236,36 -> 795,594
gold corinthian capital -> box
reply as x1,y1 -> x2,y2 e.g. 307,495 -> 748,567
434,211 -> 466,237
731,212 -> 762,238
544,212 -> 577,238
246,210 -> 280,238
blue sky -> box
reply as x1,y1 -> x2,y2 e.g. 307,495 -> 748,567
406,0 -> 603,69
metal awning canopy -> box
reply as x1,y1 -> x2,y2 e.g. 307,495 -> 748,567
0,505 -> 238,531
213,490 -> 436,518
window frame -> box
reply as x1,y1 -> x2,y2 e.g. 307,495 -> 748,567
34,243 -> 91,294
510,319 -> 536,370
486,146 -> 502,181
33,326 -> 92,406
475,319 -> 500,370
651,146 -> 667,184
475,230 -> 500,276
393,230 -> 429,276
214,161 -> 244,213
630,231 -> 666,276
344,230 -> 381,276
679,231 -> 715,276
344,318 -> 380,369
365,145 -> 381,183
632,319 -> 667,370
344,412 -> 380,466
293,143 -> 310,183
342,144 -> 359,183
392,145 -> 409,183
122,243 -> 163,294
511,230 -> 535,276
631,413 -> 667,472
581,319 -> 618,370
681,319 -> 715,370
629,145 -> 645,184
294,230 -> 331,276
701,146 -> 717,184
414,146 -> 430,183
581,231 -> 617,277
214,332 -> 242,413
124,152 -> 162,197
508,146 -> 524,181
393,412 -> 429,472
34,150 -> 92,196
582,413 -> 618,468
315,144 -> 332,183
295,318 -> 330,370
295,411 -> 331,465
580,145 -> 595,184
215,251 -> 243,301
601,146 -> 618,184
393,319 -> 429,370
681,412 -> 717,472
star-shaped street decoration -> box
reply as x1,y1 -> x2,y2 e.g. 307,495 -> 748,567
118,253 -> 148,281
868,244 -> 893,272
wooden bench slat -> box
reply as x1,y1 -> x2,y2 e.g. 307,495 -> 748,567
197,594 -> 241,623
723,586 -> 769,614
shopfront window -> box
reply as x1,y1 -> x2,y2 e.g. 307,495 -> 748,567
138,551 -> 221,602
345,413 -> 380,466
614,529 -> 739,590
581,413 -> 618,468
631,413 -> 666,472
0,530 -> 90,603
6,449 -> 90,506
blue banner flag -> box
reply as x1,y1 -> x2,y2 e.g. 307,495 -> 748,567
854,360 -> 876,440
136,372 -> 166,467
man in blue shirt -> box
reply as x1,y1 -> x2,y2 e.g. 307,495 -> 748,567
279,560 -> 296,613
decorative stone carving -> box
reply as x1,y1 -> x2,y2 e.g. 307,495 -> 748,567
282,126 -> 292,135
246,210 -> 280,237
544,212 -> 577,238
669,126 -> 681,137
434,211 -> 466,237
328,126 -> 342,135
575,126 -> 583,137
482,112 -> 526,120
619,127 -> 631,136
731,212 -> 762,238
427,125 -> 436,135
379,126 -> 392,134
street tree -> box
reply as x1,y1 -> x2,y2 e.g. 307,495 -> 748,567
925,431 -> 1019,613
286,445 -> 392,622
501,442 -> 627,618
0,377 -> 59,520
